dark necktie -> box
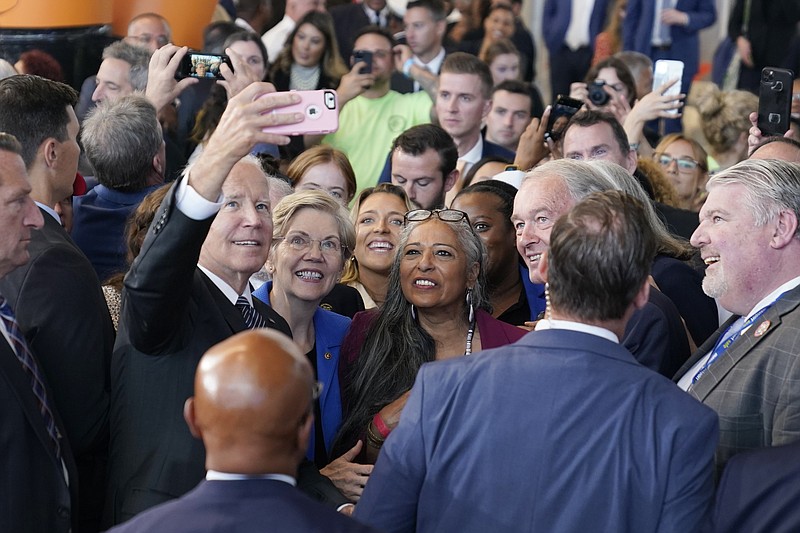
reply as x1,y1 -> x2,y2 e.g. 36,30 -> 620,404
0,295 -> 62,459
236,295 -> 267,329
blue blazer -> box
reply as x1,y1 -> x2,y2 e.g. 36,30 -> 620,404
355,328 -> 719,533
108,479 -> 379,533
542,0 -> 609,55
711,440 -> 800,533
623,0 -> 716,82
253,282 -> 348,461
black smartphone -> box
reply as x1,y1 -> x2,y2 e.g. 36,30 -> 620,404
175,51 -> 233,80
546,95 -> 584,141
352,50 -> 373,74
757,67 -> 794,137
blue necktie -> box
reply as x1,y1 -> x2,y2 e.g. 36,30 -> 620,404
236,296 -> 267,329
0,295 -> 62,459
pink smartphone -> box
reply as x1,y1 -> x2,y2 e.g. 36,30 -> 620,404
262,89 -> 339,136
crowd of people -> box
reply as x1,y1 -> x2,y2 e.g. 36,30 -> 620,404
1,1 -> 800,532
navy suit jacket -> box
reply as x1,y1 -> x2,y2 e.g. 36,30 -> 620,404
0,337 -> 78,533
355,328 -> 718,533
253,281 -> 348,459
542,0 -> 609,55
710,440 -> 800,533
72,184 -> 162,281
623,0 -> 716,83
108,479 -> 379,533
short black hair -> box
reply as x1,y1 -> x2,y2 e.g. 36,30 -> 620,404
391,123 -> 458,178
0,75 -> 78,169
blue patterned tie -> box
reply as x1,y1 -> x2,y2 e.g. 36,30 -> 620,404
0,295 -> 62,459
236,296 -> 267,329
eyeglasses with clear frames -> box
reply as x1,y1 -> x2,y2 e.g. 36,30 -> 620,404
404,209 -> 471,225
654,153 -> 699,173
277,233 -> 346,256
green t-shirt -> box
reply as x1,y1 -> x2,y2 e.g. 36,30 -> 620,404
323,90 -> 432,201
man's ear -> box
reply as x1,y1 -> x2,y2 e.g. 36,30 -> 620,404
443,168 -> 459,193
771,209 -> 799,250
42,138 -> 59,169
632,279 -> 651,310
536,250 -> 549,283
184,397 -> 202,439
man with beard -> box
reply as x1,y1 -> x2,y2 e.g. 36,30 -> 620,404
675,159 -> 800,477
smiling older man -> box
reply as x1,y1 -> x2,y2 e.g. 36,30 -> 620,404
674,159 -> 800,477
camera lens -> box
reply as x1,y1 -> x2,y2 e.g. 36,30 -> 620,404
588,82 -> 610,107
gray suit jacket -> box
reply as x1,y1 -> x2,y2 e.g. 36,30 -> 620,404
674,284 -> 800,477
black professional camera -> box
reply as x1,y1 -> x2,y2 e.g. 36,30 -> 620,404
587,81 -> 610,106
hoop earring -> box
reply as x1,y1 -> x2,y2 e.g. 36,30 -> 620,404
466,287 -> 475,324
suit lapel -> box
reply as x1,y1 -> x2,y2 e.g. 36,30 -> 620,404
689,288 -> 800,400
0,339 -> 66,479
674,314 -> 739,381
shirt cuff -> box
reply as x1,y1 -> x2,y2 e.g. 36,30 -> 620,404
175,175 -> 224,220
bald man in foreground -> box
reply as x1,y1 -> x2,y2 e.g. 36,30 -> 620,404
108,329 -> 379,533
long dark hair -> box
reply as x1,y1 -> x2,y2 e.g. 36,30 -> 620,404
332,217 -> 489,456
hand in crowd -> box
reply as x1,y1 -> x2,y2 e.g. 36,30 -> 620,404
145,44 -> 198,114
747,111 -> 797,155
336,62 -> 375,107
218,46 -> 262,99
624,78 -> 683,156
736,36 -> 754,68
514,105 -> 552,170
320,440 -> 374,502
660,8 -> 689,26
393,44 -> 413,70
189,83 -> 302,199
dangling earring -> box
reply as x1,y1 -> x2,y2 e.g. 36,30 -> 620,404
544,282 -> 552,320
411,304 -> 417,321
465,287 -> 475,324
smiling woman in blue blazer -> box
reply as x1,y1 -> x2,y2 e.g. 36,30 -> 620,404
254,190 -> 372,502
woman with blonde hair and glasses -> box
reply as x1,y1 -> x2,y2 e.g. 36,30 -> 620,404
653,133 -> 709,212
333,208 -> 525,464
253,190 -> 370,502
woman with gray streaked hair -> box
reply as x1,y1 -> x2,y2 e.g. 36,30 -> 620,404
590,160 -> 719,346
333,208 -> 526,465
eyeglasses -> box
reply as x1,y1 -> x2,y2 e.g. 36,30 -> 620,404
404,209 -> 470,225
277,233 -> 346,256
654,153 -> 699,173
312,380 -> 323,400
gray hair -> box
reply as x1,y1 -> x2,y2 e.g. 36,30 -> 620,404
524,159 -> 617,203
82,94 -> 162,192
708,160 -> 800,237
588,160 -> 693,256
102,41 -> 151,91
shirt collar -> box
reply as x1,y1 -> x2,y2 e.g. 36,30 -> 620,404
206,470 -> 296,485
745,276 -> 800,321
198,264 -> 253,306
534,318 -> 619,344
35,201 -> 61,224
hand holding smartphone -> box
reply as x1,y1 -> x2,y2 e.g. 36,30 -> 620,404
261,89 -> 339,136
652,60 -> 684,115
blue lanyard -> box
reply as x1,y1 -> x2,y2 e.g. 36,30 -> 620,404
692,305 -> 771,384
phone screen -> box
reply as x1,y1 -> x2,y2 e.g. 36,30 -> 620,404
546,96 -> 583,141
